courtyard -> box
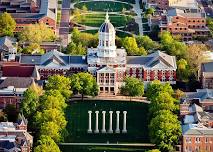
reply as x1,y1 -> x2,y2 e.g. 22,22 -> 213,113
60,100 -> 152,152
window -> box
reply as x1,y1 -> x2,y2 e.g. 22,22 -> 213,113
205,137 -> 208,143
195,137 -> 200,143
195,146 -> 200,152
162,76 -> 166,82
147,76 -> 150,81
186,137 -> 191,143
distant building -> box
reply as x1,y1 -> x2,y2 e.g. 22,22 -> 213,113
0,36 -> 17,61
0,114 -> 33,152
0,77 -> 34,109
201,62 -> 213,89
160,8 -> 210,41
147,0 -> 199,10
182,123 -> 213,152
0,0 -> 57,33
180,89 -> 213,114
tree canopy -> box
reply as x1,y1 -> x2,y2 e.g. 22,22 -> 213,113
121,77 -> 144,99
160,31 -> 187,59
136,35 -> 159,51
70,72 -> 99,99
122,37 -> 147,55
149,110 -> 181,152
34,135 -> 61,152
0,12 -> 16,37
45,75 -> 72,100
19,23 -> 56,44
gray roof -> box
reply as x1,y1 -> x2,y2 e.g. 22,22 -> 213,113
182,124 -> 213,135
127,56 -> 152,65
201,62 -> 213,72
0,77 -> 33,89
20,50 -> 87,66
127,51 -> 177,69
39,0 -> 57,20
0,36 -> 16,49
185,89 -> 213,101
168,8 -> 205,18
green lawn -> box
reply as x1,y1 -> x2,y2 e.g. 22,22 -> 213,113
64,100 -> 150,143
73,14 -> 133,27
60,100 -> 151,152
74,1 -> 133,12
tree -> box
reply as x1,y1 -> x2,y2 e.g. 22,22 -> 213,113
0,12 -> 16,37
82,5 -> 88,12
122,37 -> 147,55
186,44 -> 208,77
136,35 -> 159,51
149,92 -> 176,117
34,108 -> 67,129
34,135 -> 60,152
146,80 -> 174,100
121,77 -> 144,100
45,75 -> 72,100
175,89 -> 185,99
70,72 -> 99,100
160,31 -> 187,59
145,8 -> 155,17
146,150 -> 161,152
207,17 -> 213,37
66,41 -> 86,55
4,104 -> 18,122
40,122 -> 61,143
177,58 -> 189,81
40,90 -> 67,111
19,23 -> 56,51
20,83 -> 43,118
149,110 -> 181,152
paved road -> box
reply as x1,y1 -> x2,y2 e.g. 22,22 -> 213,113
134,0 -> 143,35
59,0 -> 71,47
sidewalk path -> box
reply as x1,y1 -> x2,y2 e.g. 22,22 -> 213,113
133,0 -> 143,35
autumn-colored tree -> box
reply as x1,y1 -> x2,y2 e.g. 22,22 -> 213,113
0,12 -> 16,36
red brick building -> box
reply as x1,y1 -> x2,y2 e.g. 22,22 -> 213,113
160,8 -> 210,41
0,0 -> 57,33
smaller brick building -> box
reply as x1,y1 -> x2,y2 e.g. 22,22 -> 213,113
182,124 -> 213,152
160,8 -> 210,41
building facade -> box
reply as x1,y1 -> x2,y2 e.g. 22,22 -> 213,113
160,8 -> 210,41
201,62 -> 213,89
0,0 -> 57,33
1,13 -> 177,95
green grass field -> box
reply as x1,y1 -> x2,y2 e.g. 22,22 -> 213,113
75,1 -> 133,12
73,14 -> 133,27
60,100 -> 151,152
64,100 -> 150,143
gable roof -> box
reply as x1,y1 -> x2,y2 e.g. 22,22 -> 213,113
182,124 -> 213,135
97,66 -> 116,73
201,62 -> 213,72
0,77 -> 33,89
0,36 -> 16,50
126,51 -> 176,69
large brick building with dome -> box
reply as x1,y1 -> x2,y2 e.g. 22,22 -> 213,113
1,13 -> 177,95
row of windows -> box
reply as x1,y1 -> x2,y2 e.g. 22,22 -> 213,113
185,146 -> 211,152
186,137 -> 211,143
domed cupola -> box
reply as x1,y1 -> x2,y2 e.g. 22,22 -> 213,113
97,12 -> 116,57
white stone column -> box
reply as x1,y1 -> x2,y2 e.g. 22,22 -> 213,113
94,111 -> 99,133
87,111 -> 92,133
122,111 -> 127,133
115,111 -> 120,133
108,111 -> 113,133
101,111 -> 106,133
